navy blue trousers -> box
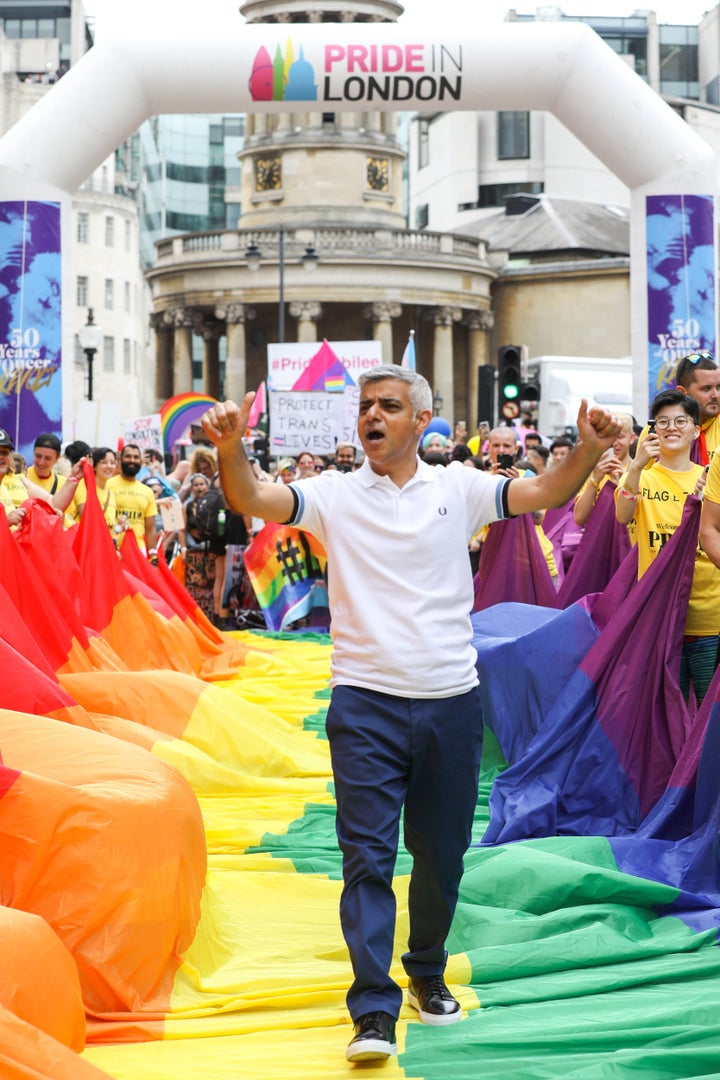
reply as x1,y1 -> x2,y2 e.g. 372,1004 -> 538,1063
326,683 -> 483,1020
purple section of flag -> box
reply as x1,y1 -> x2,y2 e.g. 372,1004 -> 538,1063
473,513 -> 558,613
558,482 -> 631,608
0,201 -> 62,460
476,496 -> 699,842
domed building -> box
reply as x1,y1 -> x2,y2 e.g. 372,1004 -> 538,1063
147,0 -> 498,429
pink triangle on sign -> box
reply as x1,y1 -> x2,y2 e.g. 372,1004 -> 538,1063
291,340 -> 349,391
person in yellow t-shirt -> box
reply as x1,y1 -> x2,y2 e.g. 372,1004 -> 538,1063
616,389 -> 719,706
26,432 -> 67,494
574,412 -> 638,546
637,351 -> 720,466
0,428 -> 83,526
106,444 -> 157,552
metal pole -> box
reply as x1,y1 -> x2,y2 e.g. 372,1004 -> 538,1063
86,349 -> 94,401
278,226 -> 285,344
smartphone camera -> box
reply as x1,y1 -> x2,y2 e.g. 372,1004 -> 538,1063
647,420 -> 656,434
497,453 -> 515,470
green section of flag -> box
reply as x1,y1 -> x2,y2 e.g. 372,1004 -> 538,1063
250,708 -> 720,1079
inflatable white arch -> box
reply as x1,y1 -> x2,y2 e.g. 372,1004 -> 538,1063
0,17 -> 715,445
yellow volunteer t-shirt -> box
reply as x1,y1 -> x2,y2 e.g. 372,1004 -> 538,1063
617,462 -> 720,635
106,476 -> 157,546
1,472 -> 27,508
703,450 -> 720,505
26,465 -> 64,493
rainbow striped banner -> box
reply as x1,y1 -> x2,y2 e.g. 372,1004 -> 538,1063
159,393 -> 218,454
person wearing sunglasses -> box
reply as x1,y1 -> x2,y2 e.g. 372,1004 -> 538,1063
616,388 -> 720,707
675,352 -> 720,465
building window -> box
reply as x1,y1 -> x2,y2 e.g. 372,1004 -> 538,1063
103,336 -> 115,373
468,181 -> 544,211
497,111 -> 530,160
76,276 -> 88,306
77,212 -> 89,244
124,282 -> 130,313
415,203 -> 429,229
659,26 -> 699,99
105,216 -> 114,246
101,166 -> 109,193
418,118 -> 430,169
104,279 -> 114,310
124,220 -> 131,251
123,338 -> 131,374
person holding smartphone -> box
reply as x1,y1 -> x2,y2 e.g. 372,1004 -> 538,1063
616,389 -> 718,705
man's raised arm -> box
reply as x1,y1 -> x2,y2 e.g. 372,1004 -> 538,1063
201,395 -> 295,523
506,401 -> 621,517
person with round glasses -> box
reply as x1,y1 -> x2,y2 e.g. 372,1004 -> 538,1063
616,388 -> 720,706
637,352 -> 720,466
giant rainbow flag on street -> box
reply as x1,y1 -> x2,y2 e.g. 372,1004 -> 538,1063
4,471 -> 720,1078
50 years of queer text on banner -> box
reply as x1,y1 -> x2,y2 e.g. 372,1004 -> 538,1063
0,201 -> 62,460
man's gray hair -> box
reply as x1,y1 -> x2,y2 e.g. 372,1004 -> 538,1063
358,364 -> 433,413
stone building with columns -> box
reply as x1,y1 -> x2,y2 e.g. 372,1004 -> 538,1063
146,0 -> 500,433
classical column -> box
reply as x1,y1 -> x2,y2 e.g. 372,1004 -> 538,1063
364,301 -> 402,366
289,300 -> 322,343
199,320 -> 223,400
171,308 -> 194,392
432,306 -> 462,424
466,309 -> 494,431
216,303 -> 254,403
151,312 -> 173,404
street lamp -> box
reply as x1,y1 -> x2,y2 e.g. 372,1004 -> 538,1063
244,228 -> 319,344
432,389 -> 444,416
78,307 -> 103,402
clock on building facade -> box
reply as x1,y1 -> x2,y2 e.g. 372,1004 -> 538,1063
366,156 -> 389,192
255,155 -> 282,191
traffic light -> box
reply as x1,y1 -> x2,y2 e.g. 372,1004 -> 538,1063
520,379 -> 541,403
477,364 -> 495,427
498,345 -> 522,419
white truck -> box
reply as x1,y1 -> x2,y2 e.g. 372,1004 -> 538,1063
526,355 -> 634,438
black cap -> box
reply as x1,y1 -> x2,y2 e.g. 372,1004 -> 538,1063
34,432 -> 61,453
0,429 -> 13,449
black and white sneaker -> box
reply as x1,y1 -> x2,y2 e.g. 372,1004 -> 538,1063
346,1011 -> 397,1062
407,975 -> 462,1026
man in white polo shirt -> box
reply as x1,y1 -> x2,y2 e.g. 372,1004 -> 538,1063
202,365 -> 619,1065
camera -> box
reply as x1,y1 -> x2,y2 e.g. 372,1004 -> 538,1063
647,419 -> 656,434
497,453 -> 515,470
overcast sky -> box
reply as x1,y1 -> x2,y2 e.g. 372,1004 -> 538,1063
89,1 -> 718,34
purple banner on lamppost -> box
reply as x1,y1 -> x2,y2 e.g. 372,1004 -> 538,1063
646,193 -> 716,404
0,201 -> 62,461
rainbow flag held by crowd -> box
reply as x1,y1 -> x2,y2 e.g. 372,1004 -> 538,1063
5,470 -> 720,1078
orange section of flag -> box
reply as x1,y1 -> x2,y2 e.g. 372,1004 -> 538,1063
0,711 -> 206,1020
0,1003 -> 112,1079
0,906 -> 86,1053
